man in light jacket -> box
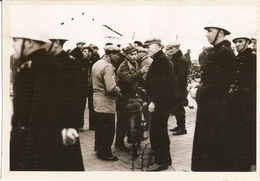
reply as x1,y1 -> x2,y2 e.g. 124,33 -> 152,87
92,45 -> 122,161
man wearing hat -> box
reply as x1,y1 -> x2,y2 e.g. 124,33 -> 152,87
227,33 -> 256,171
189,20 -> 237,171
90,44 -> 101,60
70,41 -> 86,61
47,32 -> 84,171
143,38 -> 174,171
92,45 -> 122,161
10,25 -> 64,170
114,44 -> 149,151
167,42 -> 189,136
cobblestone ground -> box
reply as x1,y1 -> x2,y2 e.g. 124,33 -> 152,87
79,94 -> 197,172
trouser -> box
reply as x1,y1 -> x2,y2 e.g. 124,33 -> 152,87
150,105 -> 171,165
175,103 -> 186,129
78,93 -> 87,128
95,113 -> 115,158
87,90 -> 97,130
115,110 -> 129,146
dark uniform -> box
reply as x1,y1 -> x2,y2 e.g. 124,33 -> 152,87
10,49 -> 64,171
70,47 -> 83,61
77,55 -> 98,129
53,50 -> 84,171
170,50 -> 189,131
191,40 -> 236,171
145,50 -> 174,166
227,48 -> 256,171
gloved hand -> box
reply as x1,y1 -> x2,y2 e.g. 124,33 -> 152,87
61,128 -> 79,146
148,102 -> 155,112
141,65 -> 149,74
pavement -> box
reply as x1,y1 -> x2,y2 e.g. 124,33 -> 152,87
79,94 -> 198,172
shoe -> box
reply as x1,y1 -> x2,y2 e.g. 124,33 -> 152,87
98,155 -> 118,161
115,145 -> 131,151
172,128 -> 187,135
146,163 -> 168,172
170,127 -> 179,132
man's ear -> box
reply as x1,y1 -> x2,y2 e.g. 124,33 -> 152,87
24,39 -> 34,49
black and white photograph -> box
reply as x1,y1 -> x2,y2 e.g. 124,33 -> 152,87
1,0 -> 259,180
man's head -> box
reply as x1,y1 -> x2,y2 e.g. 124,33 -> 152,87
143,38 -> 162,57
76,41 -> 86,50
90,44 -> 99,54
11,27 -> 49,60
204,19 -> 230,45
233,34 -> 252,53
165,42 -> 180,56
82,46 -> 93,59
137,47 -> 148,61
46,32 -> 68,56
104,45 -> 120,67
123,44 -> 137,63
134,40 -> 143,47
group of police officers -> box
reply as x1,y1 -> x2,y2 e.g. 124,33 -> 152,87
10,16 -> 256,172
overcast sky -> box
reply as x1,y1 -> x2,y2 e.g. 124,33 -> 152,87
9,4 -> 257,59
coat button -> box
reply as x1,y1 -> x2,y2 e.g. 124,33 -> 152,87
237,71 -> 239,73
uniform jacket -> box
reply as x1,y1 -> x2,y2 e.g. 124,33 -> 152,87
192,40 -> 236,171
145,50 -> 174,108
11,48 -> 64,171
53,50 -> 84,171
171,50 -> 189,100
70,47 -> 83,61
92,55 -> 121,113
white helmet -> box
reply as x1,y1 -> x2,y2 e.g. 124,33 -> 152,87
10,24 -> 50,43
204,18 -> 231,35
48,26 -> 69,41
232,32 -> 252,44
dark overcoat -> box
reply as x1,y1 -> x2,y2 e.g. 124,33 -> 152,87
145,50 -> 174,108
54,50 -> 84,171
227,48 -> 256,170
171,50 -> 189,101
191,40 -> 236,171
11,49 -> 64,171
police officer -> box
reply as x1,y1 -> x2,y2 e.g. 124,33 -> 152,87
189,19 -> 236,171
228,33 -> 256,171
47,31 -> 85,171
10,24 -> 64,171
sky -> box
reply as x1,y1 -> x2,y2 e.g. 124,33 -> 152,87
9,4 -> 257,59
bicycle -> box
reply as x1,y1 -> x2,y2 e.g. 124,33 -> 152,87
187,64 -> 201,84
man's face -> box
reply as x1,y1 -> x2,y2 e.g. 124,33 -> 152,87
206,28 -> 219,44
126,50 -> 137,63
234,38 -> 248,52
82,49 -> 92,58
137,51 -> 147,60
12,38 -> 24,60
147,44 -> 160,57
78,44 -> 84,50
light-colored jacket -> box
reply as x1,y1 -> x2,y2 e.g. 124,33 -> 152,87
92,55 -> 121,113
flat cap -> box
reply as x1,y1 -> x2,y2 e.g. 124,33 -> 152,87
76,41 -> 86,45
167,41 -> 181,48
90,44 -> 99,50
143,38 -> 161,47
123,44 -> 137,54
137,47 -> 147,52
104,45 -> 120,54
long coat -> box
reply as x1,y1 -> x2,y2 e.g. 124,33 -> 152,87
227,48 -> 256,169
11,49 -> 64,171
171,50 -> 189,102
191,40 -> 236,171
53,50 -> 84,171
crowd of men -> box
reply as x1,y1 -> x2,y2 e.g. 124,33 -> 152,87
9,17 -> 256,172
